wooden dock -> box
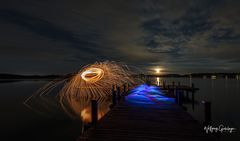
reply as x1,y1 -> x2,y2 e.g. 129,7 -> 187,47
79,84 -> 216,141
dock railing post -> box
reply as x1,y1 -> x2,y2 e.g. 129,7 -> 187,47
191,83 -> 195,109
166,84 -> 171,96
186,91 -> 189,98
112,85 -> 117,106
123,83 -> 126,94
178,81 -> 181,100
172,81 -> 176,97
175,86 -> 182,106
117,86 -> 121,102
175,92 -> 178,103
202,101 -> 211,125
191,83 -> 195,91
91,100 -> 98,126
178,91 -> 182,106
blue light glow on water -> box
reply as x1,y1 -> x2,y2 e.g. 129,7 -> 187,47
125,84 -> 175,105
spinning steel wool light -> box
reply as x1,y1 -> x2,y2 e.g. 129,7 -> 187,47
24,61 -> 137,120
80,68 -> 104,83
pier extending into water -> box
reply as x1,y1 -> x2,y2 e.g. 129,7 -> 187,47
79,84 -> 216,141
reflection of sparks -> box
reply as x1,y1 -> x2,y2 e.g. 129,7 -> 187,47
81,106 -> 107,123
81,108 -> 91,122
81,68 -> 104,83
24,61 -> 140,120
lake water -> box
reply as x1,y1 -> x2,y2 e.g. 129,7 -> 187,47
0,78 -> 239,140
0,81 -> 84,141
152,77 -> 240,141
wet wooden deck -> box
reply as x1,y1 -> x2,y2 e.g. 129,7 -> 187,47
79,85 -> 216,141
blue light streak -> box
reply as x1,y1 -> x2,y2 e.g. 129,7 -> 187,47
125,84 -> 175,105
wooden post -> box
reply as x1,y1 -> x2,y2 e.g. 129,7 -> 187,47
178,81 -> 181,98
167,85 -> 172,96
123,83 -> 126,94
175,91 -> 178,103
186,91 -> 189,100
191,83 -> 195,110
112,85 -> 117,106
192,91 -> 195,110
202,101 -> 211,125
117,86 -> 121,101
172,81 -> 175,87
191,83 -> 195,90
91,100 -> 98,126
178,90 -> 182,106
175,87 -> 182,106
163,81 -> 166,89
174,84 -> 178,97
81,122 -> 85,134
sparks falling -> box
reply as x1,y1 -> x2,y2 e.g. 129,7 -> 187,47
24,61 -> 137,120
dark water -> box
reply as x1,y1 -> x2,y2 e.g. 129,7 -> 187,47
1,78 -> 239,140
152,77 -> 240,140
0,81 -> 83,141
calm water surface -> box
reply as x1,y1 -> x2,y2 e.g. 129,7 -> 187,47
0,80 -> 111,141
152,77 -> 240,140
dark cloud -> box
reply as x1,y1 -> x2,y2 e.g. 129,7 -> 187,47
140,0 -> 218,53
0,0 -> 239,74
139,0 -> 240,72
210,28 -> 240,42
0,9 -> 103,54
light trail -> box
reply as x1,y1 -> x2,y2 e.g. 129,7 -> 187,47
24,61 -> 140,121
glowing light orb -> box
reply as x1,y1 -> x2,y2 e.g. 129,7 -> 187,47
81,68 -> 104,83
155,68 -> 161,73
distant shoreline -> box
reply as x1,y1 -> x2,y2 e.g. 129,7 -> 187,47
0,74 -> 70,83
0,79 -> 52,83
0,73 -> 239,80
0,74 -> 61,79
136,73 -> 240,79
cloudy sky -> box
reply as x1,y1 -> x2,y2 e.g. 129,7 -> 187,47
0,0 -> 240,74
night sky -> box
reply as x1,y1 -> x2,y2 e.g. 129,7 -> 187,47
1,0 -> 240,74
